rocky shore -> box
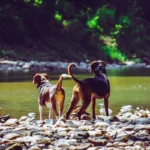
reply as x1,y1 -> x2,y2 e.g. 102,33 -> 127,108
0,60 -> 150,73
0,105 -> 150,150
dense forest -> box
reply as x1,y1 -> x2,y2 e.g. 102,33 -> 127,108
0,0 -> 150,63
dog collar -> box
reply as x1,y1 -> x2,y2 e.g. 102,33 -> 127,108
95,63 -> 104,71
38,81 -> 52,92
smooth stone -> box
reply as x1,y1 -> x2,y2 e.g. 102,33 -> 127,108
28,146 -> 41,150
106,142 -> 114,147
70,131 -> 89,139
56,127 -> 72,132
13,126 -> 27,131
87,147 -> 99,150
19,116 -> 28,122
88,130 -> 103,137
134,124 -> 150,131
56,131 -> 68,137
21,131 -> 32,136
4,119 -> 19,126
121,124 -> 135,130
28,113 -> 36,118
3,133 -> 20,140
134,141 -> 145,147
78,125 -> 94,131
45,118 -> 56,125
53,139 -> 70,147
88,138 -> 107,146
94,122 -> 109,128
131,118 -> 150,124
36,137 -> 52,145
127,140 -> 134,146
75,143 -> 92,150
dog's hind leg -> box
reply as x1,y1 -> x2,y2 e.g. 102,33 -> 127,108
51,98 -> 59,118
78,97 -> 91,120
59,97 -> 65,118
66,91 -> 79,119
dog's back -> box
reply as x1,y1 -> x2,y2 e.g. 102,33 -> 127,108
81,77 -> 109,97
68,63 -> 109,97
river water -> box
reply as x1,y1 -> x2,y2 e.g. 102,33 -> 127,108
0,67 -> 150,119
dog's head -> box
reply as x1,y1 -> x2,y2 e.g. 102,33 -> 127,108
33,73 -> 50,87
89,60 -> 107,74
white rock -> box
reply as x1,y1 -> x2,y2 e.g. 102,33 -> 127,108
4,133 -> 20,140
4,118 -> 19,126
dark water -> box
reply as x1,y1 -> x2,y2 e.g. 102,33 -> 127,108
0,66 -> 150,82
0,67 -> 150,119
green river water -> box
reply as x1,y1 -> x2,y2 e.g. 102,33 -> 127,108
0,73 -> 150,119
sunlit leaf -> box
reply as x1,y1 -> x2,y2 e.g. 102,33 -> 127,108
54,12 -> 62,21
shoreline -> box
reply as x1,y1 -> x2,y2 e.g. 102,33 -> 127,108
0,105 -> 150,149
0,60 -> 150,73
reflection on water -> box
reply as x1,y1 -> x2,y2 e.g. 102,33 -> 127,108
0,66 -> 150,82
107,67 -> 150,76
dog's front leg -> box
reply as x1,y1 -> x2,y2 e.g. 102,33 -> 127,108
91,97 -> 96,119
49,102 -> 53,118
39,105 -> 43,120
104,97 -> 109,116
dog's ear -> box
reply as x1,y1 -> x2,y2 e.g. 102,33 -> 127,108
89,60 -> 107,73
89,61 -> 99,73
33,74 -> 41,85
101,60 -> 107,67
43,74 -> 50,80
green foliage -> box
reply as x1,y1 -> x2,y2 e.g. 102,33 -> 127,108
33,0 -> 43,6
119,15 -> 131,27
100,35 -> 127,62
110,24 -> 123,35
87,16 -> 103,32
54,11 -> 62,21
86,5 -> 129,62
96,5 -> 115,20
55,0 -> 60,5
62,20 -> 70,27
0,50 -> 7,57
0,0 -> 149,62
102,45 -> 126,62
24,0 -> 30,3
56,0 -> 74,18
0,50 -> 17,59
86,6 -> 115,32
24,0 -> 43,7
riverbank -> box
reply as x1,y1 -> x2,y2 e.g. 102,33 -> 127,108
0,105 -> 150,149
0,60 -> 150,73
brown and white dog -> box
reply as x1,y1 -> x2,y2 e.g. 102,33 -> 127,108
33,73 -> 70,120
65,60 -> 110,120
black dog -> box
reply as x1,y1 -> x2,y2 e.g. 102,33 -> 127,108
66,60 -> 110,120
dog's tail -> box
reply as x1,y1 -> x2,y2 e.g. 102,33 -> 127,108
68,63 -> 82,84
56,73 -> 71,90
